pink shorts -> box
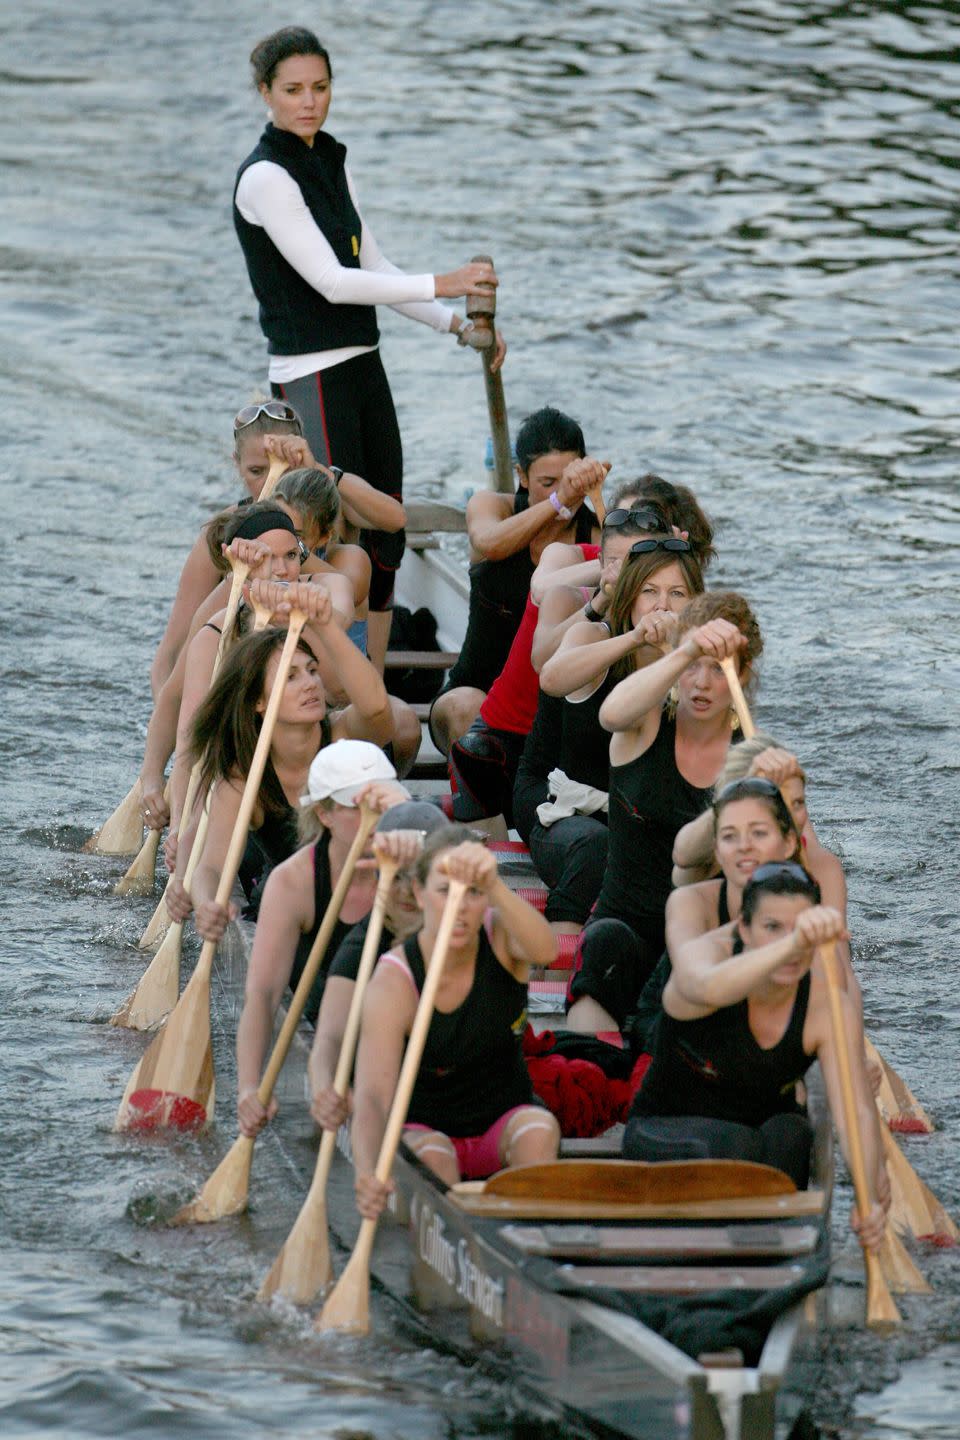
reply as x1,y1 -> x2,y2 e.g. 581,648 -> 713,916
406,1104 -> 535,1181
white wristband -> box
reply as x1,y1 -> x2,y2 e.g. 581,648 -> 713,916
549,490 -> 572,522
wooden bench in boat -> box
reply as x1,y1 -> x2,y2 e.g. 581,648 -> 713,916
449,1158 -> 827,1222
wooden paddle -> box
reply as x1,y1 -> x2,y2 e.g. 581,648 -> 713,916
864,1036 -> 934,1135
588,486 -> 606,526
719,655 -> 755,740
110,797 -> 212,1032
879,1119 -> 957,1247
256,854 -> 399,1297
316,877 -> 468,1333
134,550 -> 252,949
173,805 -> 382,1228
84,780 -> 143,856
114,824 -> 162,897
259,451 -> 291,502
466,255 -> 513,496
819,941 -> 901,1326
114,607 -> 309,1133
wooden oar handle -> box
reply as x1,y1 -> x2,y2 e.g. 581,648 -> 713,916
465,253 -> 512,496
373,879 -> 467,1185
257,805 -> 383,1104
212,611 -> 307,910
330,860 -> 399,1098
588,485 -> 606,525
218,556 -> 251,663
719,656 -> 756,739
259,452 -> 289,501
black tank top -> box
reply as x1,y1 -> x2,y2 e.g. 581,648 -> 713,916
398,927 -> 533,1136
626,880 -> 731,1056
560,671 -> 617,793
290,831 -> 358,1025
633,968 -> 813,1127
447,493 -> 595,693
593,713 -> 715,939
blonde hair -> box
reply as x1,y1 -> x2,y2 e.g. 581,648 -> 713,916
714,734 -> 807,797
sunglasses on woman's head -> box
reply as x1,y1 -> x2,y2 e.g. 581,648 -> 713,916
627,537 -> 691,557
602,507 -> 666,533
234,400 -> 299,432
715,776 -> 780,806
748,861 -> 813,887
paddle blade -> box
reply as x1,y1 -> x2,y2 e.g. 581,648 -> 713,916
172,1135 -> 255,1225
314,1232 -> 373,1334
85,782 -> 144,856
114,965 -> 214,1133
259,1156 -> 333,1304
877,1227 -> 931,1296
121,1089 -> 209,1133
138,882 -> 174,950
881,1126 -> 958,1246
865,1250 -> 902,1329
114,827 -> 161,896
110,922 -> 182,1030
865,1039 -> 934,1135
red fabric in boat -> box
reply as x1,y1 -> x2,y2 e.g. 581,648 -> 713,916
522,1026 -> 651,1139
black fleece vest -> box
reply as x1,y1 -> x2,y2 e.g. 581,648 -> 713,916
233,124 -> 380,356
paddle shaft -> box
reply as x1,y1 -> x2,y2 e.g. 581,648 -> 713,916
819,941 -> 899,1324
588,486 -> 606,525
467,254 -> 512,495
256,808 -> 383,1105
719,656 -> 756,739
317,878 -> 467,1330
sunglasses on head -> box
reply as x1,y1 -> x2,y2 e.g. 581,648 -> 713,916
603,507 -> 666,533
715,776 -> 780,806
627,537 -> 691,557
748,861 -> 813,887
234,400 -> 299,432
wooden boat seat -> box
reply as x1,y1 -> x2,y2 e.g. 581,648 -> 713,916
449,1158 -> 827,1222
555,1263 -> 809,1294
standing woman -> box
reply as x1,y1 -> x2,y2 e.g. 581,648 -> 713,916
565,591 -> 763,1034
234,26 -> 505,668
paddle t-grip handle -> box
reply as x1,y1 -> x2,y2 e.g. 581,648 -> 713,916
466,253 -> 513,495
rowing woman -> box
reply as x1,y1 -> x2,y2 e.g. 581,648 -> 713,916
566,591 -> 763,1034
624,862 -> 889,1250
234,746 -> 426,1139
352,830 -> 560,1216
235,24 -> 504,668
428,407 -> 603,756
514,518 -> 706,933
174,586 -> 393,931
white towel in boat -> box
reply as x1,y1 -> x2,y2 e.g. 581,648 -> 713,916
536,769 -> 609,828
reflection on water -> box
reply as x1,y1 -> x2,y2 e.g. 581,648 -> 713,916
2,0 -> 959,1436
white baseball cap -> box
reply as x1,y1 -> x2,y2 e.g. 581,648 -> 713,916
300,739 -> 398,808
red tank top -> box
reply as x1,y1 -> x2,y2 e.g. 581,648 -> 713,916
480,543 -> 600,735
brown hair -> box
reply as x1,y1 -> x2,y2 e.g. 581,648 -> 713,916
274,467 -> 340,550
190,628 -> 318,822
204,500 -> 299,576
609,474 -> 716,568
605,546 -> 705,684
414,824 -> 486,885
675,590 -> 763,694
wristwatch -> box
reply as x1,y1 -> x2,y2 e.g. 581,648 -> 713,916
329,465 -> 344,487
583,600 -> 605,623
549,490 -> 573,521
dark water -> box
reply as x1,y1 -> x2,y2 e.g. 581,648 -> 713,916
3,1 -> 959,1435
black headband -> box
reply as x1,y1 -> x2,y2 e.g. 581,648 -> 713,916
232,509 -> 297,543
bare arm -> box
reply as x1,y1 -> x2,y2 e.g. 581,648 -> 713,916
308,976 -> 356,1130
322,619 -> 393,746
149,528 -> 221,697
489,878 -> 557,976
235,851 -> 313,1136
541,619 -> 632,697
351,966 -> 414,1208
188,776 -> 245,941
529,541 -> 600,606
337,471 -> 406,533
530,586 -> 590,674
672,807 -> 719,880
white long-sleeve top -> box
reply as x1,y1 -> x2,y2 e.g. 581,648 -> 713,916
235,160 -> 455,383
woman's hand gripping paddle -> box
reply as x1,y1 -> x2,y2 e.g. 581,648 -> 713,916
819,941 -> 903,1326
315,876 -> 467,1334
172,804 -> 382,1227
114,599 -> 309,1133
255,851 -> 399,1297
